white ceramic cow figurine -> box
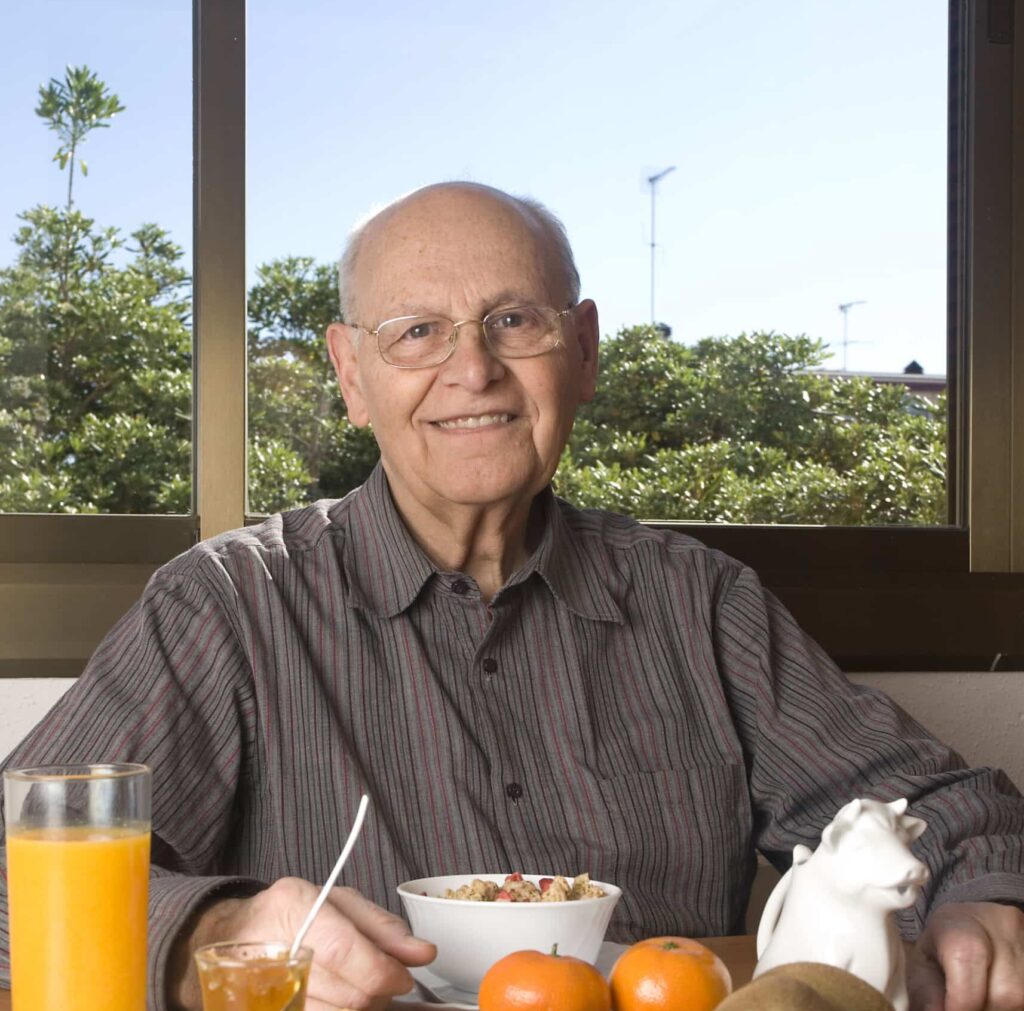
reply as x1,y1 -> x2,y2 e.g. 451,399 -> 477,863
754,798 -> 930,1011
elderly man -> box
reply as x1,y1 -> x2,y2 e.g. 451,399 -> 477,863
2,182 -> 1024,1011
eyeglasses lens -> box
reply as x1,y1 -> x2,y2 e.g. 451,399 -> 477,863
378,306 -> 560,367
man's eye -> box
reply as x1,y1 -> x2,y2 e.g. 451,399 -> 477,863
401,321 -> 441,341
495,312 -> 525,329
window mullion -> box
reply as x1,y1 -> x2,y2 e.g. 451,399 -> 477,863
1012,0 -> 1024,569
194,0 -> 247,539
966,0 -> 1021,571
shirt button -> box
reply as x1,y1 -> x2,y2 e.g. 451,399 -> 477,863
451,579 -> 469,595
482,657 -> 498,673
505,782 -> 524,802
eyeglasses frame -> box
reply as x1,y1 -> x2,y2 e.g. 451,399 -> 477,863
355,304 -> 577,369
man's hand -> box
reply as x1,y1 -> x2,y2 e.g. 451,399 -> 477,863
170,878 -> 437,1011
907,901 -> 1024,1011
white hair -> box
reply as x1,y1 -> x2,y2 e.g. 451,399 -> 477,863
336,183 -> 581,325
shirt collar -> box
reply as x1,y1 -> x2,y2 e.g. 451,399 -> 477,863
341,464 -> 437,618
341,464 -> 623,624
518,488 -> 625,625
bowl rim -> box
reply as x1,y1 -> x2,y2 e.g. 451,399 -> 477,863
396,872 -> 621,907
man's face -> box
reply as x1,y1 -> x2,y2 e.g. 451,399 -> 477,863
326,187 -> 599,516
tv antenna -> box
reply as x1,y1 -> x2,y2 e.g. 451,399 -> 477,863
647,166 -> 676,324
838,300 -> 868,370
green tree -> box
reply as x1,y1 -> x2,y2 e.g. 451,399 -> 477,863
0,207 -> 191,512
0,68 -> 189,514
247,256 -> 378,513
555,325 -> 946,524
35,65 -> 125,214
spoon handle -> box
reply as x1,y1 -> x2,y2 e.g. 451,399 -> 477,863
289,793 -> 370,959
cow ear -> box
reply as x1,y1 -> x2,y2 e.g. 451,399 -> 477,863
821,820 -> 847,850
903,815 -> 928,841
822,798 -> 861,849
888,798 -> 909,816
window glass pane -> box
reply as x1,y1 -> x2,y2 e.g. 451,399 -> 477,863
248,0 -> 947,525
0,1 -> 192,514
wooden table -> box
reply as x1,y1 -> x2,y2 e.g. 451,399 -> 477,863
0,935 -> 757,1010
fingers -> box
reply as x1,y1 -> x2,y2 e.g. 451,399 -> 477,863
906,955 -> 948,1011
290,891 -> 427,1009
984,907 -> 1024,1011
209,878 -> 435,1011
330,886 -> 437,964
914,902 -> 1024,1011
301,950 -> 397,1011
917,904 -> 993,1011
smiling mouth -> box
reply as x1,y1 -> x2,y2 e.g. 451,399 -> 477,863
434,413 -> 515,430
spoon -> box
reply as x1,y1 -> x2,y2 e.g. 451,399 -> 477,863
408,973 -> 478,1008
289,793 -> 370,959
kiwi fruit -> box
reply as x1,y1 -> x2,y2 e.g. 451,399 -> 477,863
717,962 -> 895,1011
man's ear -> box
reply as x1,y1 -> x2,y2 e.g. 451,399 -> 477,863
325,322 -> 371,428
573,299 -> 600,403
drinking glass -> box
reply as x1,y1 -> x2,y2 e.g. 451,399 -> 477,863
195,941 -> 313,1011
4,763 -> 151,1011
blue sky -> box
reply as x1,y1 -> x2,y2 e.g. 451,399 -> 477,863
1,0 -> 947,374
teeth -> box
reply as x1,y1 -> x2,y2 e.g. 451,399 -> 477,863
437,414 -> 512,430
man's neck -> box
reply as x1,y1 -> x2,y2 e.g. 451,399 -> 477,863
383,476 -> 542,602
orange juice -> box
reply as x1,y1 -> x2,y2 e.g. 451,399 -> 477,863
7,823 -> 150,1011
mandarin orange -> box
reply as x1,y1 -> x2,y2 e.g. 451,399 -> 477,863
609,936 -> 732,1011
478,945 -> 612,1011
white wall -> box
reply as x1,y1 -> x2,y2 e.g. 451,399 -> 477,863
0,678 -> 76,762
2,672 -> 1023,785
852,671 -> 1024,791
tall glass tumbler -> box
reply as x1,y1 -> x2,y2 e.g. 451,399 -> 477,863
5,763 -> 151,1011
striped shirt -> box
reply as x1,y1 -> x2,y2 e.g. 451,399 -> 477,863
3,463 -> 1024,1010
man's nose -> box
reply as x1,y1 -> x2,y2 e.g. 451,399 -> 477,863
440,321 -> 505,388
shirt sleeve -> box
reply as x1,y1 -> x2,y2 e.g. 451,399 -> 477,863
0,561 -> 266,1011
713,562 -> 1024,937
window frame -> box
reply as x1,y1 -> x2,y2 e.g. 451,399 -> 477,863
0,0 -> 1021,676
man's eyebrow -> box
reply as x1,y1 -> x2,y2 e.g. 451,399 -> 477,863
484,290 -> 540,310
381,303 -> 437,318
382,291 -> 543,320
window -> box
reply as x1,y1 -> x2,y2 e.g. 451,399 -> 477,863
0,1 -> 195,676
1,0 -> 1021,678
247,1 -> 949,528
0,4 -> 193,516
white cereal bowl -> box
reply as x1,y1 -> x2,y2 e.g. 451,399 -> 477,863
397,873 -> 621,994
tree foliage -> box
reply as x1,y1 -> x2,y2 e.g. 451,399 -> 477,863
0,208 -> 191,512
35,65 -> 125,213
554,325 -> 946,524
247,256 -> 378,513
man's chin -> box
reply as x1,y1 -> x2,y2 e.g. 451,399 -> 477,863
428,477 -> 537,509
380,454 -> 548,513
424,466 -> 546,511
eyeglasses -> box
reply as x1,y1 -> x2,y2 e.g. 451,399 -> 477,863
356,304 -> 575,369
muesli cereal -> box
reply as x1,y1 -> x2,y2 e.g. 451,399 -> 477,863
442,871 -> 606,902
